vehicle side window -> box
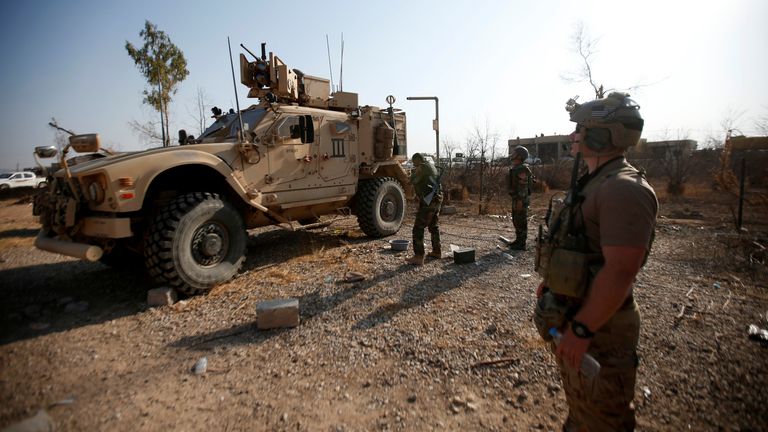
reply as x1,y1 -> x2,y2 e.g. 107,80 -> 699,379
24,173 -> 34,179
275,116 -> 303,144
333,122 -> 351,135
10,174 -> 20,180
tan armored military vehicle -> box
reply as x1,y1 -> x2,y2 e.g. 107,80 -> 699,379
34,44 -> 410,295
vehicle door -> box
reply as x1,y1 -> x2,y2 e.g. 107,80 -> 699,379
8,173 -> 24,187
22,172 -> 36,187
262,113 -> 314,192
317,116 -> 357,186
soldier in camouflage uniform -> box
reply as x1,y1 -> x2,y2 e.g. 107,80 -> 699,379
508,146 -> 533,250
406,153 -> 443,266
534,93 -> 657,431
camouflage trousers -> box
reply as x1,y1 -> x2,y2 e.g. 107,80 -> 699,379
554,302 -> 640,432
511,200 -> 529,244
412,193 -> 443,256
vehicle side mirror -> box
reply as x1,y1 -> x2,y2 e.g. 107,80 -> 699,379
299,115 -> 314,143
34,146 -> 58,158
69,134 -> 100,153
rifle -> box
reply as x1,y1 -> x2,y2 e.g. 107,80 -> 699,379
422,165 -> 444,206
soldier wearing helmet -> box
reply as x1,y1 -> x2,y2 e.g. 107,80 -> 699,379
406,153 -> 443,265
534,92 -> 658,431
508,145 -> 533,250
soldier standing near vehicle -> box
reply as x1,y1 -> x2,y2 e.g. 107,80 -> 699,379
508,146 -> 533,250
533,92 -> 657,431
406,153 -> 443,266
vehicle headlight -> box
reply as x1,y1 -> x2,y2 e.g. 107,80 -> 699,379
87,181 -> 105,204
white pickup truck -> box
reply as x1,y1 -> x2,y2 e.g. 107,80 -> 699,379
0,171 -> 47,191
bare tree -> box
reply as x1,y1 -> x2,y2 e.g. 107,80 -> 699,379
561,21 -> 661,100
128,119 -> 164,147
468,120 -> 503,213
187,86 -> 212,137
754,106 -> 768,136
561,21 -> 605,99
713,108 -> 746,191
659,128 -> 695,195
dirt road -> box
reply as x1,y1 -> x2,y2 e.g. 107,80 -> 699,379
1,188 -> 766,431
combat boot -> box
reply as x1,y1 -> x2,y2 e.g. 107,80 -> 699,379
406,255 -> 425,266
427,248 -> 442,259
509,239 -> 527,251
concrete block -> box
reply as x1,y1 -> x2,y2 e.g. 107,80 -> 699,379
147,287 -> 177,307
453,248 -> 476,264
256,298 -> 299,329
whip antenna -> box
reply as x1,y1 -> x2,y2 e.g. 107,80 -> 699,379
339,33 -> 344,91
227,37 -> 246,143
326,34 -> 335,92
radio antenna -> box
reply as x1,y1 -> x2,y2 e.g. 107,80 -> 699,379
339,33 -> 344,92
227,37 -> 246,143
325,34 -> 335,92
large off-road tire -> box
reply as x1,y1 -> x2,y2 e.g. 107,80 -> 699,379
0,184 -> 9,192
144,192 -> 247,295
355,177 -> 406,238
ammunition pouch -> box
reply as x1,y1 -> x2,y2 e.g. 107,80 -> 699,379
533,289 -> 575,341
544,248 -> 590,298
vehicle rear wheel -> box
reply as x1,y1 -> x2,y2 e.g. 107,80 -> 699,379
144,192 -> 247,295
355,177 -> 406,238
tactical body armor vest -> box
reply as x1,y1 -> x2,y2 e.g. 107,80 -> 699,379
535,157 -> 648,299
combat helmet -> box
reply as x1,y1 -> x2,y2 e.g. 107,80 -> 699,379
510,146 -> 529,162
566,92 -> 644,151
411,153 -> 425,164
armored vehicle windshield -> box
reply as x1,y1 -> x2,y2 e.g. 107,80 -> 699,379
200,108 -> 267,140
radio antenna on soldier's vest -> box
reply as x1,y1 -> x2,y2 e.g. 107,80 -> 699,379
326,35 -> 335,92
227,37 -> 246,143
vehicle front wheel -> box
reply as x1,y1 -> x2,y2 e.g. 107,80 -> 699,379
144,192 -> 247,295
355,177 -> 406,238
0,184 -> 9,192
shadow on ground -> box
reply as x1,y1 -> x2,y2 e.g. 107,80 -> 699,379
0,260 -> 151,344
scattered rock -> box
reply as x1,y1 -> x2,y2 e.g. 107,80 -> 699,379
257,298 -> 299,329
192,357 -> 208,375
407,394 -> 417,403
342,272 -> 366,283
747,324 -> 768,343
1,409 -> 54,432
147,287 -> 177,307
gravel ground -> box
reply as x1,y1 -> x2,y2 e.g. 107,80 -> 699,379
0,186 -> 766,431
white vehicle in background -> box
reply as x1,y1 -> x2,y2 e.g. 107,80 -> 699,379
0,171 -> 47,191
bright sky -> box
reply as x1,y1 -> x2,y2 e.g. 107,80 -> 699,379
1,0 -> 766,170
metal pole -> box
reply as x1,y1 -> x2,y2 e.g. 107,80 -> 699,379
406,96 -> 439,163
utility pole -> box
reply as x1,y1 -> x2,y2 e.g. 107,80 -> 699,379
406,96 -> 439,163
